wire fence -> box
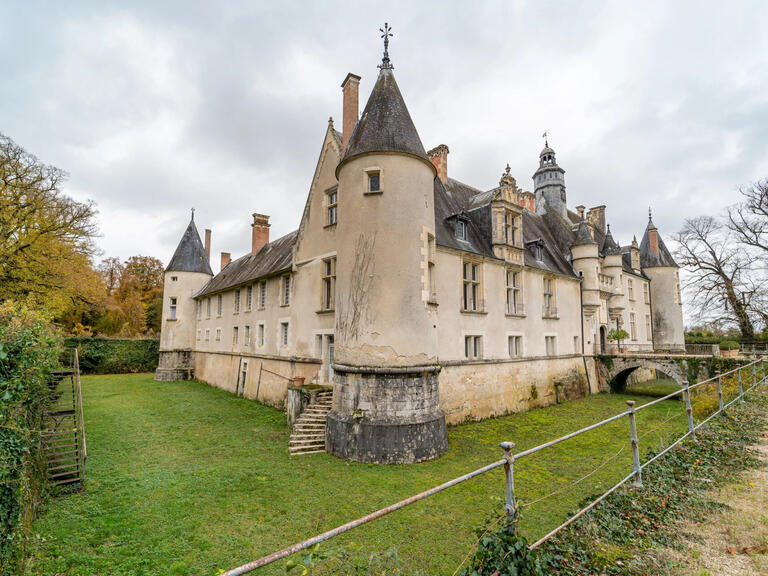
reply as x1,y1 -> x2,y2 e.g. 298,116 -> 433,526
220,357 -> 767,576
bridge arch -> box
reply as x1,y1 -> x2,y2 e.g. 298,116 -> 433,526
595,356 -> 689,394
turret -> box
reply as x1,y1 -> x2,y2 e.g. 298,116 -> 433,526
326,25 -> 447,463
155,211 -> 213,381
639,209 -> 685,352
570,217 -> 600,309
533,136 -> 567,219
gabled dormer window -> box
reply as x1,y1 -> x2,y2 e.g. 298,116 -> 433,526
456,219 -> 467,241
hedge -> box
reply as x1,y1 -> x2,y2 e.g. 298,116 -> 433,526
62,337 -> 159,374
0,302 -> 60,574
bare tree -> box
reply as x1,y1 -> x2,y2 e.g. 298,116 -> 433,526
728,179 -> 768,259
675,216 -> 757,338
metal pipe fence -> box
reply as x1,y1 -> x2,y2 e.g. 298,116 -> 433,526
221,357 -> 767,575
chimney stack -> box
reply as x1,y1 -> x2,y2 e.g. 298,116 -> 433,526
586,205 -> 606,234
649,228 -> 659,255
427,144 -> 449,185
341,73 -> 361,153
204,229 -> 211,261
251,213 -> 271,255
520,191 -> 536,212
576,205 -> 585,220
221,252 -> 231,271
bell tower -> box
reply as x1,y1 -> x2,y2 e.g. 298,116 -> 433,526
533,132 -> 567,219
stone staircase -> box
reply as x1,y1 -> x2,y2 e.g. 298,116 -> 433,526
289,389 -> 333,455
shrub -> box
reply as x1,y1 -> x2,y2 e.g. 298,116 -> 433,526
718,340 -> 739,351
62,337 -> 159,374
0,302 -> 60,574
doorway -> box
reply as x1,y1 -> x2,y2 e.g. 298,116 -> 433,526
599,326 -> 607,353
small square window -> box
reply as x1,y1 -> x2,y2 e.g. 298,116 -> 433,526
171,276 -> 178,282
368,172 -> 380,193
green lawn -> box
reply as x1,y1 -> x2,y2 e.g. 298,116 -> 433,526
26,374 -> 694,575
626,378 -> 682,398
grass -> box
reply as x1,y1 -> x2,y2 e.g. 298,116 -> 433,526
24,374 -> 707,575
626,378 -> 681,398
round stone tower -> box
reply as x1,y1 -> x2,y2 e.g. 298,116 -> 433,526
325,34 -> 447,463
155,212 -> 213,381
639,211 -> 685,352
533,140 -> 567,219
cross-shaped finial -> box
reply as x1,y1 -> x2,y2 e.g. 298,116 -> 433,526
379,22 -> 393,69
542,129 -> 550,147
648,206 -> 652,221
191,207 -> 195,220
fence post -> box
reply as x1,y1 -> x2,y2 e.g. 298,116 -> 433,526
626,401 -> 642,487
738,367 -> 744,401
682,379 -> 696,441
716,371 -> 723,413
500,441 -> 517,522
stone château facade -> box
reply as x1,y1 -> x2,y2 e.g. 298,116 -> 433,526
155,37 -> 685,463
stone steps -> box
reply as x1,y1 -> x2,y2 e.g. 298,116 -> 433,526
289,391 -> 333,456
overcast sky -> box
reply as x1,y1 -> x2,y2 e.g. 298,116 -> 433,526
2,1 -> 767,268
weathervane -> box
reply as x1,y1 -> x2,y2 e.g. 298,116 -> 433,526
542,129 -> 550,147
648,206 -> 652,221
379,22 -> 393,69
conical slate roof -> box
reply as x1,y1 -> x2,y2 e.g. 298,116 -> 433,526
166,216 -> 213,275
601,225 -> 622,255
639,219 -> 677,268
572,218 -> 597,246
342,67 -> 428,164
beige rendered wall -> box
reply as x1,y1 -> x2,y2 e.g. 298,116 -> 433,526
335,153 -> 438,367
159,270 -> 211,351
439,355 -> 588,424
645,266 -> 685,351
433,248 -> 583,360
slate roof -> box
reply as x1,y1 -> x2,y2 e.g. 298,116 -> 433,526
639,219 -> 678,268
342,67 -> 428,164
196,230 -> 298,297
572,218 -> 597,246
166,217 -> 213,275
434,177 -> 576,277
601,226 -> 622,255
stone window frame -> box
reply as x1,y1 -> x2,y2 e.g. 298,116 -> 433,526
627,278 -> 635,301
257,322 -> 265,348
258,281 -> 267,309
206,297 -> 211,319
320,257 -> 336,312
326,185 -> 339,226
542,276 -> 557,318
461,258 -> 484,313
215,327 -> 222,342
280,274 -> 291,307
364,167 -> 383,195
645,314 -> 652,341
246,285 -> 253,312
425,232 -> 437,304
168,297 -> 177,320
234,289 -> 241,314
279,320 -> 290,348
205,328 -> 210,342
505,268 -> 524,316
244,325 -> 251,347
643,282 -> 650,304
506,332 -> 523,358
216,294 -> 223,317
196,328 -> 201,341
232,326 -> 239,346
544,334 -> 558,357
463,334 -> 483,360
629,312 -> 637,341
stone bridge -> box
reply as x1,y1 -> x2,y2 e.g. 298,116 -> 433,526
594,354 -> 713,393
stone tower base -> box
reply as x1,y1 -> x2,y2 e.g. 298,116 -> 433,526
154,349 -> 195,381
325,366 -> 447,464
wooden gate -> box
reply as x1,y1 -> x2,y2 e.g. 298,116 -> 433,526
43,350 -> 86,486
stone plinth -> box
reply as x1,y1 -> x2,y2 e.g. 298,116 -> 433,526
326,365 -> 447,464
154,349 -> 195,381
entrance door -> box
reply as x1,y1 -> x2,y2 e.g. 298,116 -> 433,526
328,336 -> 334,382
599,326 -> 607,353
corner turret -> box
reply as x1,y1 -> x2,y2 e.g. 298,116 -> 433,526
155,211 -> 214,381
327,25 -> 447,464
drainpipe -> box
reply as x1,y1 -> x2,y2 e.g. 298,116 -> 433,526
578,272 -> 593,394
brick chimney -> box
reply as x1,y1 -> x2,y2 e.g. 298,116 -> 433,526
204,229 -> 211,261
427,144 -> 449,185
251,213 -> 270,255
520,191 -> 535,212
341,73 -> 361,153
586,205 -> 606,234
221,252 -> 231,271
649,228 -> 659,254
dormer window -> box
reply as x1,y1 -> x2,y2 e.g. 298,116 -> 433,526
536,244 -> 544,261
456,219 -> 467,240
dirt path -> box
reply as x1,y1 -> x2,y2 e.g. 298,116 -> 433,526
667,431 -> 768,575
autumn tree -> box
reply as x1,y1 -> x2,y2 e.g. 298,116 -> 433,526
0,132 -> 103,321
675,216 -> 757,338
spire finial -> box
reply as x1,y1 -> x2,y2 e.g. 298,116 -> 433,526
379,22 -> 393,70
607,223 -> 611,234
191,207 -> 195,221
649,206 -> 653,221
542,129 -> 550,147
